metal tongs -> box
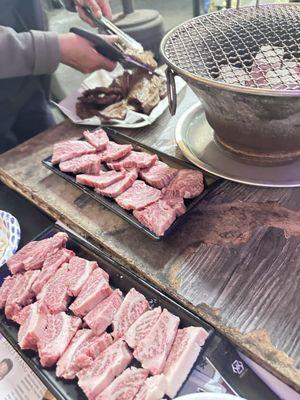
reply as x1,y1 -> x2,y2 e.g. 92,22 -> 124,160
70,27 -> 160,76
82,5 -> 143,53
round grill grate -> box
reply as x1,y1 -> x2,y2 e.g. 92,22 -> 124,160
162,4 -> 300,91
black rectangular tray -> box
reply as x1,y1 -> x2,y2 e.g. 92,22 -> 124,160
42,127 -> 220,240
0,225 -> 280,400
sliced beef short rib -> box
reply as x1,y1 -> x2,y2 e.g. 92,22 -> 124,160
51,140 -> 96,164
115,180 -> 161,211
59,154 -> 102,175
112,288 -> 149,340
67,256 -> 98,297
139,161 -> 178,189
38,312 -> 81,367
133,200 -> 176,237
107,151 -> 158,171
96,367 -> 148,400
134,308 -> 179,375
18,302 -> 47,351
99,141 -> 132,163
84,289 -> 123,336
56,329 -> 112,379
135,374 -> 167,400
95,170 -> 137,198
83,128 -> 109,151
77,339 -> 132,400
163,326 -> 209,398
163,169 -> 204,199
76,170 -> 126,189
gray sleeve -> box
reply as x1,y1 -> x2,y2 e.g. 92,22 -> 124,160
63,0 -> 76,12
0,26 -> 60,79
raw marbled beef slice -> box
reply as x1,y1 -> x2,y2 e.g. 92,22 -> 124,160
115,180 -> 161,211
139,161 -> 178,189
76,170 -> 126,189
51,140 -> 96,164
59,154 -> 102,175
83,129 -> 109,151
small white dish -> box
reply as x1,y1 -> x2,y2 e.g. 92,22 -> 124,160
0,211 -> 21,267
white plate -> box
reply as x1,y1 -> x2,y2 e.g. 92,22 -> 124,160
0,211 -> 21,267
175,394 -> 245,400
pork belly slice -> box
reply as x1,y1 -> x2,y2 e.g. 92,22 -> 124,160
139,161 -> 178,189
51,140 -> 96,164
163,169 -> 204,199
32,248 -> 74,295
135,374 -> 167,400
77,339 -> 132,400
0,275 -> 19,309
99,141 -> 132,163
76,170 -> 126,189
162,193 -> 186,217
56,329 -> 113,380
115,180 -> 161,211
67,257 -> 98,297
84,289 -> 123,336
83,129 -> 109,151
95,170 -> 137,198
107,151 -> 158,171
38,312 -> 81,368
134,309 -> 179,375
37,263 -> 70,313
59,154 -> 102,175
163,326 -> 209,398
18,302 -> 47,351
124,307 -> 161,349
112,288 -> 149,340
133,201 -> 176,237
96,367 -> 148,400
7,232 -> 68,274
69,268 -> 112,317
5,270 -> 40,322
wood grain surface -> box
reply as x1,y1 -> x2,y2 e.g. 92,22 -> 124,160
0,88 -> 299,391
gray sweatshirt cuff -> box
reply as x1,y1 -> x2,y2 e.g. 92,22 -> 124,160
30,30 -> 60,75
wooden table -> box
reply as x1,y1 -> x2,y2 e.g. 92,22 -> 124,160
0,89 -> 299,392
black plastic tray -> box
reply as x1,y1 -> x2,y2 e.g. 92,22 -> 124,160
0,225 -> 280,400
42,127 -> 220,240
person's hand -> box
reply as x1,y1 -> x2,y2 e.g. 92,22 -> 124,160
59,32 -> 116,73
75,0 -> 112,26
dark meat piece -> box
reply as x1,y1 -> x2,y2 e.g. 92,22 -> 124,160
124,49 -> 158,70
110,71 -> 131,98
76,102 -> 100,120
99,100 -> 129,120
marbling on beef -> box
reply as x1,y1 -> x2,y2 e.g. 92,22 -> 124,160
38,312 -> 81,367
163,169 -> 204,199
37,263 -> 70,313
134,309 -> 179,375
95,170 -> 138,198
135,374 -> 167,400
99,141 -> 132,163
32,249 -> 74,295
7,232 -> 68,274
112,288 -> 149,340
162,193 -> 186,217
133,200 -> 176,236
115,180 -> 161,211
77,339 -> 132,400
84,289 -> 123,336
18,302 -> 47,351
0,275 -> 19,309
107,151 -> 158,171
76,171 -> 126,189
59,154 -> 102,175
69,268 -> 112,317
51,140 -> 96,164
95,367 -> 148,400
83,129 -> 109,151
56,329 -> 113,379
163,326 -> 209,398
139,161 -> 178,189
5,270 -> 40,321
124,307 -> 162,349
67,256 -> 97,297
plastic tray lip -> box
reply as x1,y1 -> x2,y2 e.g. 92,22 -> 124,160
42,127 -> 221,240
0,224 -> 214,400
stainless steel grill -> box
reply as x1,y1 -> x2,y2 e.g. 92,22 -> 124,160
162,4 -> 300,91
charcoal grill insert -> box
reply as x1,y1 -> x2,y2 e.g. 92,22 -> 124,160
163,4 -> 300,91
